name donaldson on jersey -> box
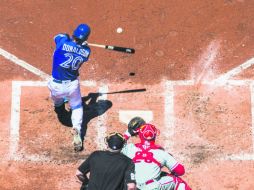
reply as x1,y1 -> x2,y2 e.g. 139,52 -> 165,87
62,44 -> 89,58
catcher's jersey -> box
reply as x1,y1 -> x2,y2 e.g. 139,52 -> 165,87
52,33 -> 91,81
121,143 -> 179,184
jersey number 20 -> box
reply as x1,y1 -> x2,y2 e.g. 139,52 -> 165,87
60,53 -> 83,70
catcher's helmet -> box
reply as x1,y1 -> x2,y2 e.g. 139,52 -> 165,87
138,123 -> 159,141
105,132 -> 126,150
128,117 -> 146,136
73,24 -> 91,41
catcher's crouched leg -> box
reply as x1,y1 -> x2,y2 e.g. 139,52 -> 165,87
162,173 -> 192,190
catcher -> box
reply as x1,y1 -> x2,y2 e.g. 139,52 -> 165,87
122,117 -> 192,190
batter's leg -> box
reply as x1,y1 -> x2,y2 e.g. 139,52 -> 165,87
68,82 -> 84,151
48,80 -> 65,107
71,106 -> 83,132
70,106 -> 83,151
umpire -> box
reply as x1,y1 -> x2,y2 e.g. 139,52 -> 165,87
76,132 -> 136,190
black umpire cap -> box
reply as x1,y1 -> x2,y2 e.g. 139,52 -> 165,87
106,132 -> 126,150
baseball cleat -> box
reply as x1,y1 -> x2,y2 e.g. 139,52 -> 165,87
72,128 -> 83,152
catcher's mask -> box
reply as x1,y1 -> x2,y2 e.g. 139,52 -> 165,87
105,132 -> 126,150
138,123 -> 159,141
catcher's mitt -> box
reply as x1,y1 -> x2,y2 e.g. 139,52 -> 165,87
128,117 -> 146,136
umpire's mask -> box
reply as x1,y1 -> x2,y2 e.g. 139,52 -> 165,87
105,132 -> 126,150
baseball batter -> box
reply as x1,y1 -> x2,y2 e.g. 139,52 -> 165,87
122,121 -> 192,190
48,24 -> 91,151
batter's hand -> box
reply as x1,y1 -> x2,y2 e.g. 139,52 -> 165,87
63,98 -> 70,112
82,41 -> 88,46
64,102 -> 70,112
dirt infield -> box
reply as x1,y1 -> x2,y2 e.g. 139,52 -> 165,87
1,1 -> 254,189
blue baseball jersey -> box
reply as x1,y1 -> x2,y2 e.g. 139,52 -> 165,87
52,33 -> 91,80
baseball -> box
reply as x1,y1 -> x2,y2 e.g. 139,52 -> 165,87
116,27 -> 123,33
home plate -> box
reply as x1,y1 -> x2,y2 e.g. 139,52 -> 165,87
119,110 -> 153,124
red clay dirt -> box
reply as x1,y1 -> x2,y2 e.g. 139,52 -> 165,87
1,1 -> 254,190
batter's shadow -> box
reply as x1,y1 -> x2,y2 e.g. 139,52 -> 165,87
80,92 -> 113,138
54,92 -> 112,138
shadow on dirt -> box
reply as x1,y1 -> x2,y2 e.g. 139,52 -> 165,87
54,92 -> 112,136
54,88 -> 146,140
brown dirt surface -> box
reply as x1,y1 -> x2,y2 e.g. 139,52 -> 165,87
1,0 -> 254,189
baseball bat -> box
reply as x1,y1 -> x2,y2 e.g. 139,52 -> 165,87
87,43 -> 135,54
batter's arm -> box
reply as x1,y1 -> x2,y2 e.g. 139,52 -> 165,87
76,152 -> 95,182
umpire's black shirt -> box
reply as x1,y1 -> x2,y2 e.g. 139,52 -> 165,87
78,150 -> 135,190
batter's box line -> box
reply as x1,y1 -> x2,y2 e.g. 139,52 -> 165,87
165,80 -> 254,161
220,153 -> 254,161
9,80 -> 101,162
4,46 -> 254,161
9,80 -> 154,162
221,82 -> 254,160
9,79 -> 254,162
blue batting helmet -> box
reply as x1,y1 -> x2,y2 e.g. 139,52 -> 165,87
73,24 -> 91,41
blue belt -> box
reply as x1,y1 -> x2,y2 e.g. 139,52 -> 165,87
53,78 -> 76,84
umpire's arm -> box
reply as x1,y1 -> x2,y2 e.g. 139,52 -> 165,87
125,160 -> 137,190
76,154 -> 92,183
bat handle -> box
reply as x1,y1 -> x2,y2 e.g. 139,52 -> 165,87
87,43 -> 106,48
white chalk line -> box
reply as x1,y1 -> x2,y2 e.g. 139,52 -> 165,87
11,151 -> 52,162
9,79 -> 254,161
220,153 -> 254,161
0,48 -> 50,80
164,79 -> 254,160
0,47 -> 98,86
4,45 -> 254,161
96,85 -> 108,150
219,82 -> 254,160
0,47 -> 98,161
211,55 -> 254,160
212,57 -> 254,85
9,80 -> 97,161
80,80 -> 97,87
251,83 -> 254,153
164,81 -> 175,151
194,40 -> 220,84
160,79 -> 254,87
9,82 -> 21,159
119,110 -> 153,125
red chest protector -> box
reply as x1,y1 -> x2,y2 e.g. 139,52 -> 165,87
132,143 -> 163,167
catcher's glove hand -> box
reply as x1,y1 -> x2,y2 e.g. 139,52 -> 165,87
128,117 -> 146,136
